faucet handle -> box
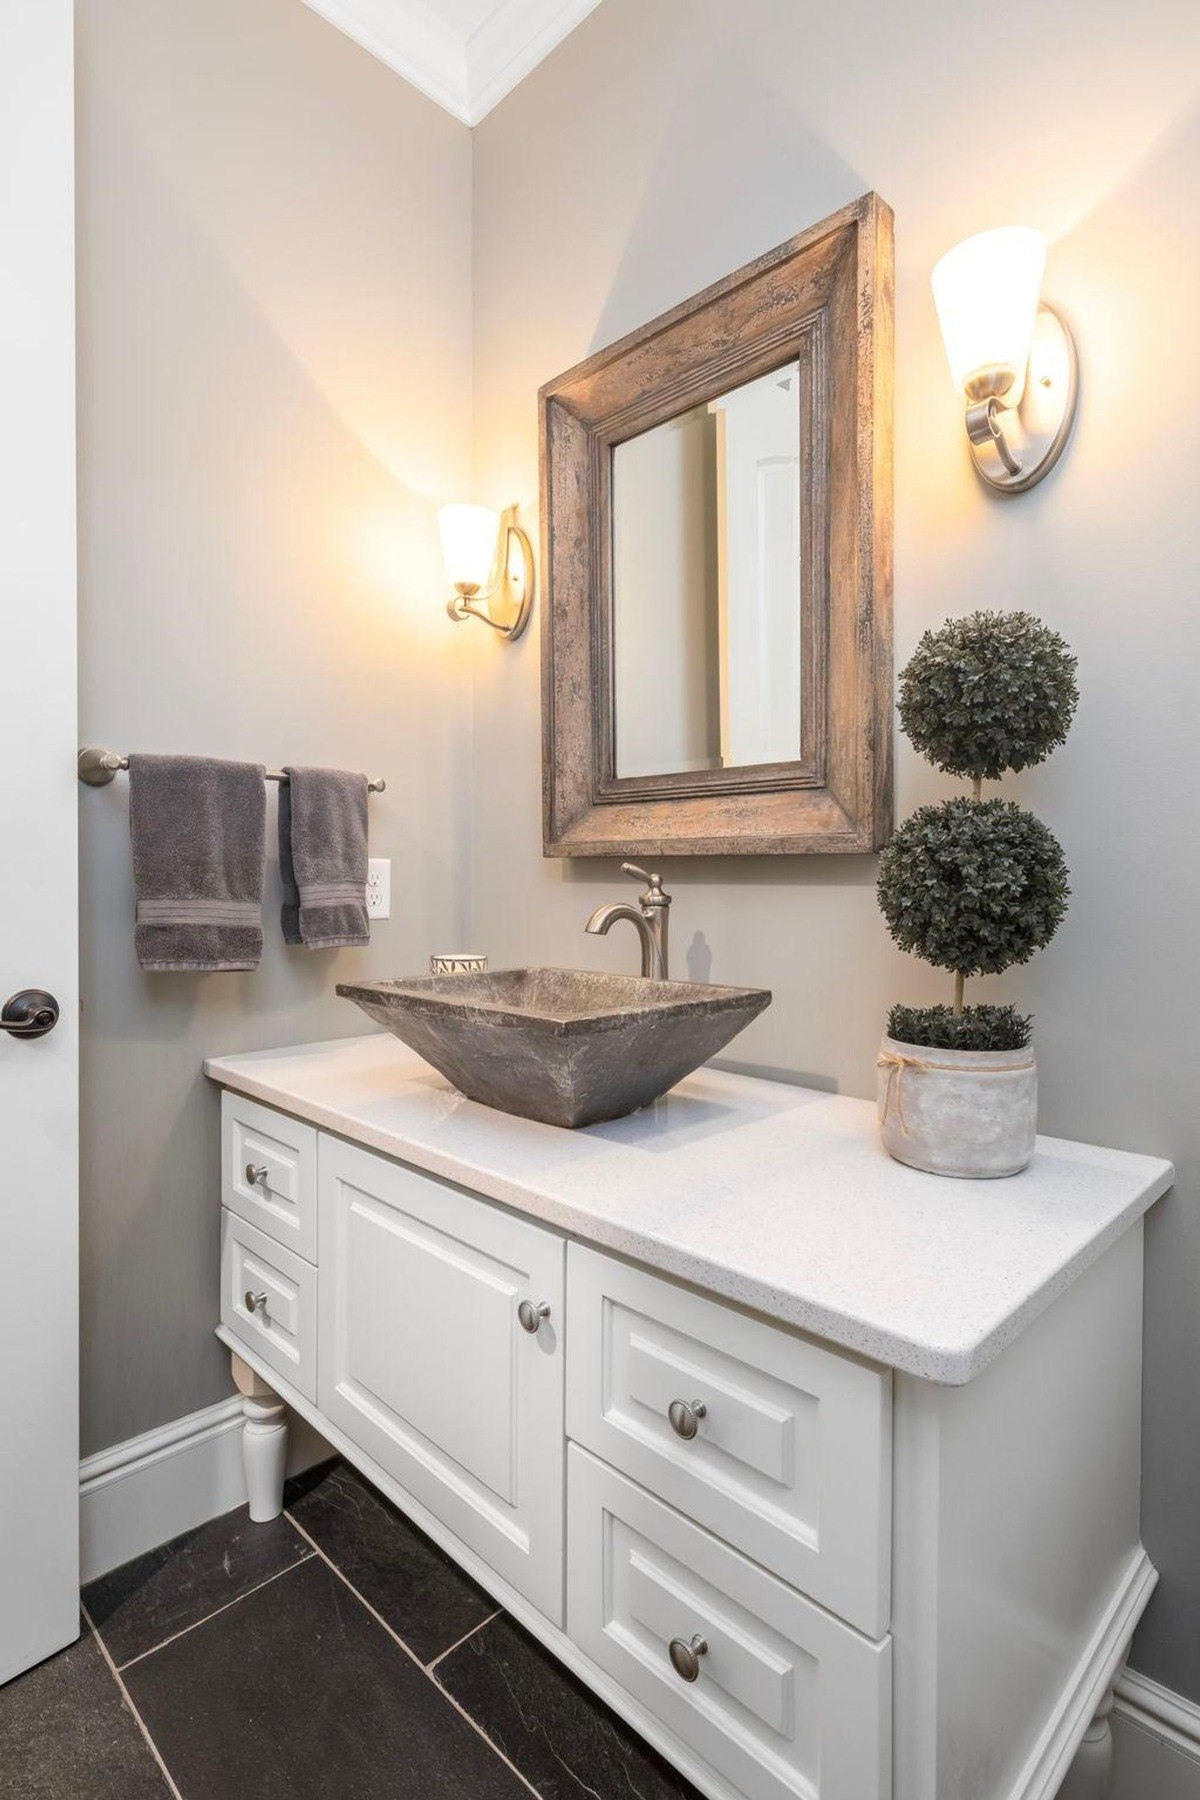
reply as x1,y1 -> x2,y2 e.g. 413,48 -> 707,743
621,861 -> 666,899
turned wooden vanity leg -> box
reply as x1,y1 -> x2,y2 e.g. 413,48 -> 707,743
1058,1686 -> 1115,1800
230,1351 -> 287,1522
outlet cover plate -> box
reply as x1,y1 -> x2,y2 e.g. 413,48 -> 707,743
366,859 -> 391,920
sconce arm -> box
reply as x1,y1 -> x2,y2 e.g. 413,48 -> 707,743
965,397 -> 1023,478
449,591 -> 513,631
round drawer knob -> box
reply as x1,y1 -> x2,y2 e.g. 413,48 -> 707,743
245,1163 -> 269,1188
517,1299 -> 551,1334
244,1290 -> 268,1314
667,1633 -> 708,1682
667,1398 -> 707,1440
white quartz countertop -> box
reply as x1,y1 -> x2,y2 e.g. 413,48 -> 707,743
205,1034 -> 1173,1384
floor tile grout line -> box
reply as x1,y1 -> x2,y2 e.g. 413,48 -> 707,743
112,1552 -> 315,1673
284,1511 -> 541,1799
426,1608 -> 504,1673
81,1603 -> 186,1800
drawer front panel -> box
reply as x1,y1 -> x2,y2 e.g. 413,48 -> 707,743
318,1135 -> 565,1624
568,1448 -> 890,1800
221,1210 -> 317,1400
567,1245 -> 891,1637
222,1092 -> 318,1262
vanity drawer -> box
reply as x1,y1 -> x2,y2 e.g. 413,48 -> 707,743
222,1092 -> 318,1262
566,1245 -> 891,1637
568,1448 -> 890,1800
221,1210 -> 317,1401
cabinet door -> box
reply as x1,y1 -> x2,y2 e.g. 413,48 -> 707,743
318,1135 -> 565,1622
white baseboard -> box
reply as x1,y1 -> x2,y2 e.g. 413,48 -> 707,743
1114,1667 -> 1200,1762
80,1396 -> 332,1584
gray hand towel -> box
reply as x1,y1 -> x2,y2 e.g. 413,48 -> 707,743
279,767 -> 369,950
128,755 -> 266,972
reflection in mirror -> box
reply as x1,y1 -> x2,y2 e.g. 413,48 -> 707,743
611,359 -> 802,780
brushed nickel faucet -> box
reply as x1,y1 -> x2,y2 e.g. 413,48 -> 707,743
585,863 -> 671,980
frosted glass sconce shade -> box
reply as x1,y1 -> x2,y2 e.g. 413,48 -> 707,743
438,502 -> 534,641
439,504 -> 500,593
931,226 -> 1078,495
932,227 -> 1046,403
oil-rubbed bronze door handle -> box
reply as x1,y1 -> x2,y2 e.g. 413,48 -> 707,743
0,990 -> 59,1040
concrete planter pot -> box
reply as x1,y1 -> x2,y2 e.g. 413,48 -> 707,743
876,1034 -> 1037,1178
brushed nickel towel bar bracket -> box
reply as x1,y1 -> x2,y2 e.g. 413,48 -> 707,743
78,747 -> 386,793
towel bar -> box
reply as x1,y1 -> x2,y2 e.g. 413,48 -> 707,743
78,747 -> 386,793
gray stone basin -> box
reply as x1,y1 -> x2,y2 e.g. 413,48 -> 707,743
336,967 -> 772,1129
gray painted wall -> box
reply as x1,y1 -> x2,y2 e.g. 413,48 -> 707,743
469,0 -> 1200,1700
76,0 -> 473,1456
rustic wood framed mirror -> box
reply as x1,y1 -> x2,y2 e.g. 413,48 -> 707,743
540,192 -> 893,856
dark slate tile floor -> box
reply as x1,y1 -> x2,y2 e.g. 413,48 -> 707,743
0,1459 -> 705,1800
287,1460 -> 496,1664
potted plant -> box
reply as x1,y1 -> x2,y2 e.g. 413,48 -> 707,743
875,611 -> 1077,1177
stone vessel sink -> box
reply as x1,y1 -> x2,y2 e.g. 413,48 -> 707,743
336,968 -> 772,1129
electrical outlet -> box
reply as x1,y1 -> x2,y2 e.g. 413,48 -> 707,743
366,858 -> 391,920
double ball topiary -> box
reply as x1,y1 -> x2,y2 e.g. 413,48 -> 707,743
880,610 -> 1076,1051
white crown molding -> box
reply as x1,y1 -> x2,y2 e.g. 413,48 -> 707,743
301,0 -> 603,125
465,0 -> 603,122
302,0 -> 470,122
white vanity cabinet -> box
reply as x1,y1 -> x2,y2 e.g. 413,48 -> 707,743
208,1037 -> 1174,1800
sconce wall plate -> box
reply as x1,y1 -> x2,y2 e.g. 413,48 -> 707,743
446,503 -> 534,641
963,301 -> 1079,495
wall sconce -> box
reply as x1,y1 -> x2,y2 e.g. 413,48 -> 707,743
438,502 -> 534,641
932,227 -> 1079,494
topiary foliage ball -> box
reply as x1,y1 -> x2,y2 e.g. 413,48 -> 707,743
898,610 -> 1078,781
877,797 -> 1069,976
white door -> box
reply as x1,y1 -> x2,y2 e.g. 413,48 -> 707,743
318,1137 -> 565,1622
710,364 -> 802,767
0,0 -> 80,1684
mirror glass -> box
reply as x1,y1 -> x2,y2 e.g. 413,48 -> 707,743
610,358 -> 802,780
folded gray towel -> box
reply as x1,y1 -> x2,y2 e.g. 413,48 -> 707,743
279,767 -> 369,951
128,755 -> 266,972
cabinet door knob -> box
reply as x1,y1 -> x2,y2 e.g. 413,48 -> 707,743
667,1633 -> 708,1682
245,1163 -> 269,1188
244,1290 -> 268,1314
667,1398 -> 707,1440
517,1299 -> 551,1334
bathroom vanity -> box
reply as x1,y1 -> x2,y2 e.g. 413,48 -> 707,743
205,1034 -> 1172,1800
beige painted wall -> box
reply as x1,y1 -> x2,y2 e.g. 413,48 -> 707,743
76,0 -> 474,1455
470,0 -> 1200,1698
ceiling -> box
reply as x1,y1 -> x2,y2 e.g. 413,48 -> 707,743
301,0 -> 604,125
